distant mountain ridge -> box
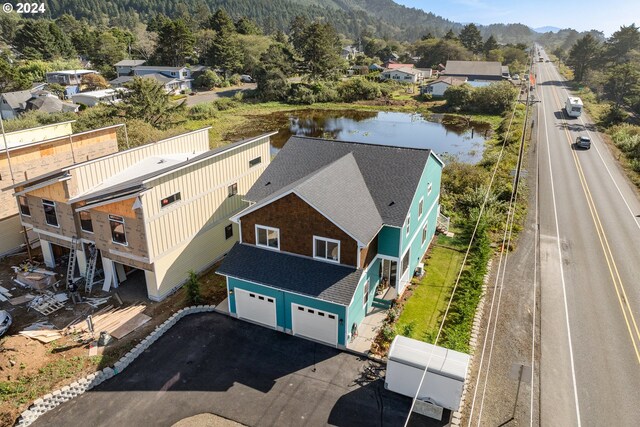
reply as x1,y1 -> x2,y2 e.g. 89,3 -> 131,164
41,0 -> 570,44
534,26 -> 562,33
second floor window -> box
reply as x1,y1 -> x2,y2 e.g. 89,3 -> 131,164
314,236 -> 340,263
256,225 -> 279,250
405,215 -> 411,236
79,211 -> 93,233
249,156 -> 262,167
228,183 -> 238,197
42,199 -> 58,227
18,196 -> 30,216
418,198 -> 424,218
428,182 -> 433,196
225,224 -> 233,240
109,214 -> 127,245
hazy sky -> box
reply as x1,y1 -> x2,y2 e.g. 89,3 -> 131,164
394,0 -> 638,36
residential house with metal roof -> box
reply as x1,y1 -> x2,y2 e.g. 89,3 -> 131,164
0,122 -> 121,256
9,128 -> 273,301
217,136 -> 444,348
443,60 -> 508,81
421,76 -> 469,97
380,67 -> 424,84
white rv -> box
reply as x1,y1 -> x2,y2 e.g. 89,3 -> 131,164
565,96 -> 583,118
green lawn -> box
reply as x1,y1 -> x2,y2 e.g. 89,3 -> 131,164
395,234 -> 466,343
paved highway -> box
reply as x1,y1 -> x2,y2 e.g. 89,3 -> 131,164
535,47 -> 640,426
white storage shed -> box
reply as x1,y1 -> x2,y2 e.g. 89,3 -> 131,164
385,335 -> 470,412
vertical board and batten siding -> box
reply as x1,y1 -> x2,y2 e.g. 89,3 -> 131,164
69,129 -> 210,197
143,135 -> 271,261
347,257 -> 382,340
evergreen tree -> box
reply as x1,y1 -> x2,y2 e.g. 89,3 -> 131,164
13,19 -> 75,59
299,22 -> 343,80
255,43 -> 294,101
444,29 -> 457,41
605,24 -> 640,63
208,8 -> 235,33
236,17 -> 262,35
567,34 -> 601,81
205,23 -> 242,76
153,18 -> 195,66
460,23 -> 483,54
603,62 -> 640,108
289,15 -> 310,53
483,35 -> 499,55
117,77 -> 186,128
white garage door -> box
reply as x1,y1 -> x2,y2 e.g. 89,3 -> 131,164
235,289 -> 277,328
291,303 -> 338,346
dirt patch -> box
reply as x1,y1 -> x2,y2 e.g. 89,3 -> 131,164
0,254 -> 228,426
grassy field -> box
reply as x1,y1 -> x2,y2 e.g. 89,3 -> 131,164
394,233 -> 467,343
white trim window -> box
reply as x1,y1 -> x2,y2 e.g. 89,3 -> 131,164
418,197 -> 424,218
109,214 -> 127,245
405,214 -> 411,236
313,236 -> 340,263
428,182 -> 433,196
422,223 -> 428,245
363,279 -> 370,308
42,199 -> 59,227
256,225 -> 280,250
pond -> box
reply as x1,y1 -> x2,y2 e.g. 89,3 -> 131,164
229,110 -> 493,164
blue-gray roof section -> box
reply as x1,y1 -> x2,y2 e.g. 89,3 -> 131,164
217,243 -> 363,306
245,136 -> 433,229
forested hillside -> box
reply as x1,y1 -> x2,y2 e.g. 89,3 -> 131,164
41,0 -> 539,43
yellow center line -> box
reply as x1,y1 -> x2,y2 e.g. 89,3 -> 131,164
542,64 -> 640,364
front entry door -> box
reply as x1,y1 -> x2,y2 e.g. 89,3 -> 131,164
382,259 -> 398,289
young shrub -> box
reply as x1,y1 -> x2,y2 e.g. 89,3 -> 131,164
186,270 -> 202,305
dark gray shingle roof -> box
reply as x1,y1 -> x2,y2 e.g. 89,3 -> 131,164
218,243 -> 363,306
294,153 -> 382,243
1,90 -> 32,109
245,136 -> 433,229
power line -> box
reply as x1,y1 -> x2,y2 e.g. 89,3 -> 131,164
403,65 -> 524,427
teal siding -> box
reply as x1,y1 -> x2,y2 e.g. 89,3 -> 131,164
378,226 -> 400,257
347,258 -> 382,339
399,154 -> 443,284
227,277 -> 348,345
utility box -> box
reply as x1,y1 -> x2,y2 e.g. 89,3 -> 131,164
385,336 -> 470,413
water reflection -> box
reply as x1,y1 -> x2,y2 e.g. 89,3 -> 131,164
230,110 -> 492,164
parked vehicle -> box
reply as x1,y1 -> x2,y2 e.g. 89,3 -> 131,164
240,75 -> 253,83
575,136 -> 592,149
0,310 -> 12,336
565,96 -> 583,118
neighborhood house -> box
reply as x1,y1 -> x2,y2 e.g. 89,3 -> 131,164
443,60 -> 508,81
381,67 -> 423,84
217,135 -> 444,348
421,77 -> 469,97
71,89 -> 126,107
110,65 -> 193,94
10,129 -> 273,301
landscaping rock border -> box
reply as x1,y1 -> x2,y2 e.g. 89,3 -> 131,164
16,305 -> 217,427
452,258 -> 493,427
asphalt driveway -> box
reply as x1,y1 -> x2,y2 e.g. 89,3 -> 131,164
32,313 -> 444,427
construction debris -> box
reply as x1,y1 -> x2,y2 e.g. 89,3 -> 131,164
19,322 -> 62,343
0,285 -> 13,298
8,294 -> 36,305
28,293 -> 65,316
66,304 -> 148,341
83,296 -> 110,308
15,271 -> 57,291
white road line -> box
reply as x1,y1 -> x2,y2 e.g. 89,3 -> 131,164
540,62 -> 582,426
550,65 -> 640,232
531,99 -> 539,427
